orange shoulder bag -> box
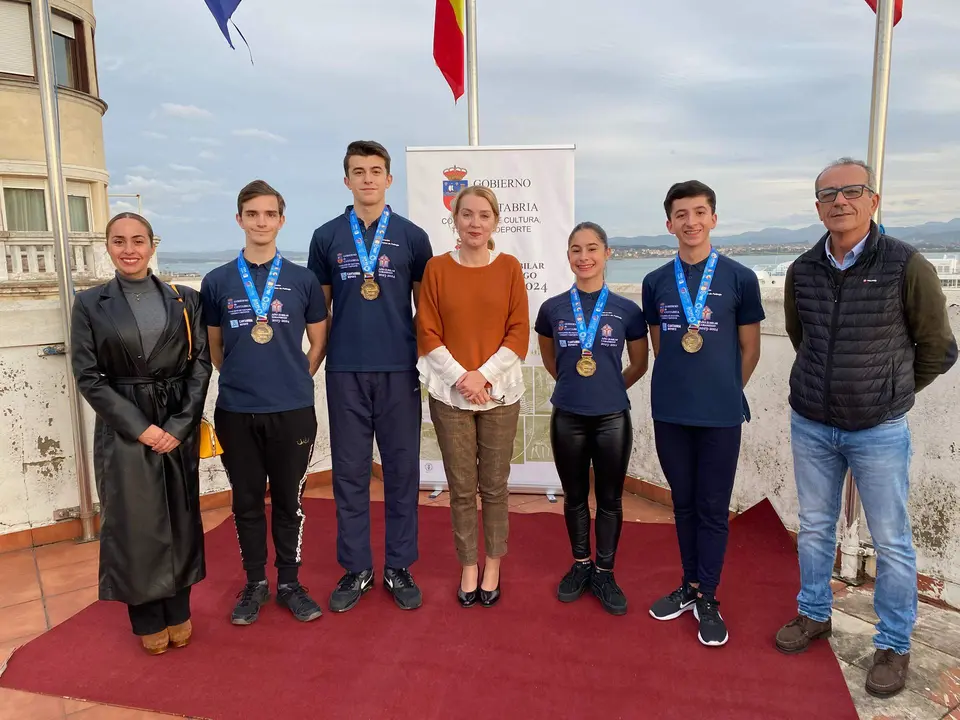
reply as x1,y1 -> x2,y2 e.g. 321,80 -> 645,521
170,284 -> 222,459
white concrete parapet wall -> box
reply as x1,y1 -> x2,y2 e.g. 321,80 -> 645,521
1,278 -> 958,605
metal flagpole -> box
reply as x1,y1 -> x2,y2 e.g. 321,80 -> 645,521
31,0 -> 96,542
465,0 -> 479,145
839,0 -> 897,582
866,0 -> 896,226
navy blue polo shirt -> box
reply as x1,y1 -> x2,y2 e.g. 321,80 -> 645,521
307,205 -> 433,372
535,289 -> 647,416
641,253 -> 765,427
200,254 -> 327,413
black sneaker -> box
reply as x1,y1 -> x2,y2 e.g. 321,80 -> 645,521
557,560 -> 594,603
231,580 -> 270,625
383,567 -> 423,610
694,594 -> 729,647
649,582 -> 698,621
277,582 -> 323,622
590,569 -> 627,616
329,569 -> 374,613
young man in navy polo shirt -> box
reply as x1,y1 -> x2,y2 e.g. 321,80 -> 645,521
201,180 -> 328,625
642,180 -> 764,647
308,141 -> 433,612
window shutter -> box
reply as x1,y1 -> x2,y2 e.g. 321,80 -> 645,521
51,12 -> 76,39
0,1 -> 35,77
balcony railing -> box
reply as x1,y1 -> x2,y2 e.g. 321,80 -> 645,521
0,233 -> 110,283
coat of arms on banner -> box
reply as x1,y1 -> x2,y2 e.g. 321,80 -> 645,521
442,166 -> 468,211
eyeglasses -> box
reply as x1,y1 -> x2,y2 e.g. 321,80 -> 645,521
815,184 -> 875,203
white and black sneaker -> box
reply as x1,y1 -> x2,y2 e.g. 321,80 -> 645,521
383,567 -> 423,610
649,582 -> 697,621
694,594 -> 729,647
329,569 -> 374,613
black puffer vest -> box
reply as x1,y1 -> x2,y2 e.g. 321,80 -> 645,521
788,225 -> 916,431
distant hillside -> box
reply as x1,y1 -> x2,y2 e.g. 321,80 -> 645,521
609,218 -> 960,248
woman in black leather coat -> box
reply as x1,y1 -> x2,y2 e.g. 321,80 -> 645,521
70,212 -> 212,654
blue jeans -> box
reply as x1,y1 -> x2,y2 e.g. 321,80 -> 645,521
790,410 -> 917,654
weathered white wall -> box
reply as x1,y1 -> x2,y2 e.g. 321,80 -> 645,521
2,280 -> 958,606
619,284 -> 960,608
0,282 -> 333,534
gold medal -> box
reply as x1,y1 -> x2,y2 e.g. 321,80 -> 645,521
681,328 -> 703,353
251,322 -> 274,344
576,352 -> 597,377
360,278 -> 380,300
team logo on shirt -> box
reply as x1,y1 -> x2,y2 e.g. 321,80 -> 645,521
557,320 -> 566,332
227,298 -> 235,310
271,299 -> 283,313
337,252 -> 343,265
659,302 -> 666,315
601,324 -> 613,337
378,255 -> 391,268
442,166 -> 469,211
702,306 -> 713,321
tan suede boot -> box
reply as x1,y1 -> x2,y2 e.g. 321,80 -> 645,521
141,629 -> 169,655
167,619 -> 192,648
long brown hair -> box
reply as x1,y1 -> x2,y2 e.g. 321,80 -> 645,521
451,185 -> 500,250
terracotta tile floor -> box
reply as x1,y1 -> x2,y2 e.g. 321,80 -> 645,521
3,483 -> 958,720
0,484 -> 670,719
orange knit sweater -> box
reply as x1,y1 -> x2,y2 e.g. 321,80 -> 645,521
417,252 -> 530,368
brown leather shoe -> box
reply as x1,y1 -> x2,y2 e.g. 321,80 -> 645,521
140,629 -> 169,655
865,649 -> 910,697
167,619 -> 192,648
775,614 -> 832,654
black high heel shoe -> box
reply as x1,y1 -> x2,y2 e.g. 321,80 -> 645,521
479,572 -> 501,608
458,572 -> 478,608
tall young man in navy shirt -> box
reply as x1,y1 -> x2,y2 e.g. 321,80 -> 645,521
642,180 -> 764,647
201,180 -> 328,625
308,141 -> 433,612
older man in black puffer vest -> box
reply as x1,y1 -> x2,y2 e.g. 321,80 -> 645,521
774,158 -> 957,699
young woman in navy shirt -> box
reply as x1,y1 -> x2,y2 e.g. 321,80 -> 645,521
535,222 -> 649,615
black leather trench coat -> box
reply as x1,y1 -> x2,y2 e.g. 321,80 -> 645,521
70,276 -> 212,606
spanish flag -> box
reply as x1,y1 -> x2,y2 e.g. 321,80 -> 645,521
434,0 -> 465,101
865,0 -> 903,26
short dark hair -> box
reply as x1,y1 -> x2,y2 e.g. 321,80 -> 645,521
106,212 -> 155,246
343,140 -> 391,176
663,180 -> 717,218
237,180 -> 285,216
568,221 -> 608,248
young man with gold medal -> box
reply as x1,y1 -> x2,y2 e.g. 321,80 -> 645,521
308,141 -> 433,612
536,222 -> 648,615
201,180 -> 329,625
642,181 -> 763,647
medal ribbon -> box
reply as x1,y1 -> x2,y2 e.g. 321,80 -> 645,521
349,207 -> 391,275
569,284 -> 609,354
237,251 -> 282,321
674,249 -> 719,328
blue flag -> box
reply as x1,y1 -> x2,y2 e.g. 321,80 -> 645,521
203,0 -> 243,48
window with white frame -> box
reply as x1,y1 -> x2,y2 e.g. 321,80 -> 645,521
66,181 -> 92,232
2,177 -> 49,232
0,0 -> 34,77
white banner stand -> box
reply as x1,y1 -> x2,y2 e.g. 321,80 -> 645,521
406,144 -> 576,496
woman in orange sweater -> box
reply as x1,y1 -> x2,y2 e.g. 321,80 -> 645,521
417,185 -> 530,608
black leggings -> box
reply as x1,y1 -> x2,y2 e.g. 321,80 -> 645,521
550,408 -> 633,571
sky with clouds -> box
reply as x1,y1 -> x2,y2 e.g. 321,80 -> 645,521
94,0 -> 960,251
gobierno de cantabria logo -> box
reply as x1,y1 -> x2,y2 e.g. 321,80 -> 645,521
442,166 -> 468,211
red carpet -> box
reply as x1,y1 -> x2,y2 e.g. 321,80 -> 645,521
1,498 -> 857,719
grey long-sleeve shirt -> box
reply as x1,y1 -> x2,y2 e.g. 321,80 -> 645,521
117,271 -> 166,359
